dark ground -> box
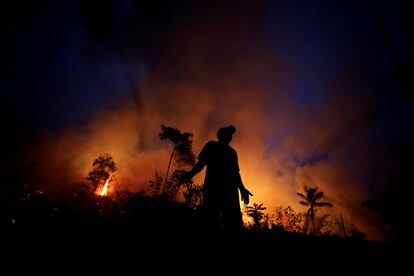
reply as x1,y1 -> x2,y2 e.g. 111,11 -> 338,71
1,213 -> 404,274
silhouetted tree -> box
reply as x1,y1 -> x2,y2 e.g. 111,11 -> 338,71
297,186 -> 333,235
148,169 -> 195,201
246,203 -> 267,231
314,214 -> 334,236
85,153 -> 117,191
273,205 -> 303,232
164,169 -> 188,199
183,182 -> 203,209
273,206 -> 285,231
159,125 -> 195,193
362,181 -> 404,243
148,172 -> 163,196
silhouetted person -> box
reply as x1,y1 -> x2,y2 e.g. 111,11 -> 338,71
185,125 -> 252,232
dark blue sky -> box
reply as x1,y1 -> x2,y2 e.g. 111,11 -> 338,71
263,1 -> 414,144
3,0 -> 413,160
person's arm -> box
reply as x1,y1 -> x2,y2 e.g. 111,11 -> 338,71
236,172 -> 253,205
233,151 -> 253,204
235,172 -> 245,190
184,142 -> 210,181
186,160 -> 206,179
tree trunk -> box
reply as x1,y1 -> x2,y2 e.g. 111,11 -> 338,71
162,147 -> 175,193
340,213 -> 347,238
310,206 -> 315,235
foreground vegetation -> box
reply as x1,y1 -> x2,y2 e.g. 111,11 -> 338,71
0,125 -> 403,268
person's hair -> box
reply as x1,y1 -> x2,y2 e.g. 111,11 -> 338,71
217,125 -> 236,140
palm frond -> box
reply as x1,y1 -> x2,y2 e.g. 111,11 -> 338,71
299,201 -> 309,206
307,187 -> 317,199
316,202 -> 333,207
297,193 -> 307,200
314,191 -> 324,200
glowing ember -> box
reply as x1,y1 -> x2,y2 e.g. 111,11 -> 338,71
99,173 -> 113,197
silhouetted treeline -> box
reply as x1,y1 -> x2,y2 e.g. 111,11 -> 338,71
363,145 -> 412,246
0,124 -> 400,268
1,161 -> 397,270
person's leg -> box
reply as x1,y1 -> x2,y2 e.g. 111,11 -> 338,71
202,191 -> 222,232
221,188 -> 243,233
222,204 -> 243,233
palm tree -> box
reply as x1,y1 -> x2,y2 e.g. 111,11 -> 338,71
246,203 -> 267,231
297,186 -> 333,234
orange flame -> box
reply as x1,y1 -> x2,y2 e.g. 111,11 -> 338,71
99,173 -> 113,197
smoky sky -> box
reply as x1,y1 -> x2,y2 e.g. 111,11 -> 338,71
3,0 -> 414,239
4,1 -> 413,139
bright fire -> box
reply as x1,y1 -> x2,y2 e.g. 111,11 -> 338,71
99,173 -> 113,197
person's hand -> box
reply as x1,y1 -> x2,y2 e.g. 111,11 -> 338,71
240,188 -> 253,205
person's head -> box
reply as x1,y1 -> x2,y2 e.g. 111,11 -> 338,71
217,125 -> 236,145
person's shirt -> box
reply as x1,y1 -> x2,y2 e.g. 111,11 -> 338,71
197,140 -> 239,181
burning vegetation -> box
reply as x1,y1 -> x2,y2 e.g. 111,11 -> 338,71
97,173 -> 114,197
84,153 -> 117,195
0,122 -> 399,268
3,124 -> 375,242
